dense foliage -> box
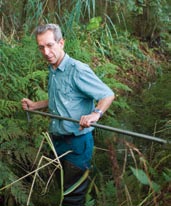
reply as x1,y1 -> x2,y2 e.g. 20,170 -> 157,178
0,0 -> 171,205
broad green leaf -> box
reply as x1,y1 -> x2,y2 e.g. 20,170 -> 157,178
151,182 -> 160,192
163,169 -> 171,182
130,167 -> 160,192
130,166 -> 149,185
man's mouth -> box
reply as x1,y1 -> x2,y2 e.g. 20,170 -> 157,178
47,56 -> 53,61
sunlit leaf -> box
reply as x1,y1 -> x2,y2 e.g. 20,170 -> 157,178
130,167 -> 160,192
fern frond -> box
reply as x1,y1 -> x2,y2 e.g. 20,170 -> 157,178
0,99 -> 20,117
0,118 -> 26,142
0,161 -> 34,206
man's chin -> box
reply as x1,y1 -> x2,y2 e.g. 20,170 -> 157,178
47,59 -> 55,64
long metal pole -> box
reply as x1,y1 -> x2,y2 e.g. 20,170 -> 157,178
26,109 -> 168,144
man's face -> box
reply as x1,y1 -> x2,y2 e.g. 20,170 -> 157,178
37,30 -> 64,68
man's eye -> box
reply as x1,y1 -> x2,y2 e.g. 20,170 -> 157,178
38,43 -> 54,50
38,46 -> 44,50
47,44 -> 54,48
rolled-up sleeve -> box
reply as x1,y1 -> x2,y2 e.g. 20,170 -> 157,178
74,63 -> 114,101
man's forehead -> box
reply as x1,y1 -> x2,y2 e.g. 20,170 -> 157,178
37,31 -> 56,44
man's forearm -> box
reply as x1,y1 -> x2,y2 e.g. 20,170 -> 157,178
95,95 -> 115,114
34,100 -> 48,110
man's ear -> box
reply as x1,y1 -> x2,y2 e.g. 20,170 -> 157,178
58,39 -> 65,48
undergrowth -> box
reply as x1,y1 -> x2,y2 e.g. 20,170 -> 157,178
0,10 -> 171,206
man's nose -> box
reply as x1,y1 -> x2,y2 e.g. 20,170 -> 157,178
44,47 -> 50,55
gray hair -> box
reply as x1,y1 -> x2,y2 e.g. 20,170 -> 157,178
34,24 -> 63,42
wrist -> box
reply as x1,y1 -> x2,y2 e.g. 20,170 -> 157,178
92,108 -> 103,118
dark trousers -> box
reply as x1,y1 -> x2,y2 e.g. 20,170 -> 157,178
51,133 -> 93,206
61,160 -> 89,206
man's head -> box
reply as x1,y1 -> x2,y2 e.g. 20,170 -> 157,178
34,24 -> 65,68
34,24 -> 63,42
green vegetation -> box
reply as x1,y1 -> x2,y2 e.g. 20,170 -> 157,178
0,0 -> 171,205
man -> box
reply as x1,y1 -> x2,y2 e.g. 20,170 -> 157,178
22,23 -> 114,206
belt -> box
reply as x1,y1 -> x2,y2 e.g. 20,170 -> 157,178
51,133 -> 75,141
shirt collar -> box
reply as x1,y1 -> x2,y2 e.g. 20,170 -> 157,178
57,53 -> 70,71
49,53 -> 70,72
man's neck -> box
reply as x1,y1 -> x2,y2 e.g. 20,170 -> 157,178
52,52 -> 65,70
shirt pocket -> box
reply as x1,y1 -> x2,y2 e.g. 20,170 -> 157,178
56,83 -> 73,95
55,82 -> 73,104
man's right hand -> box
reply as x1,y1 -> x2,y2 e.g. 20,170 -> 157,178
21,98 -> 35,110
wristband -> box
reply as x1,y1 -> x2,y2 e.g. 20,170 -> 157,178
93,108 -> 103,118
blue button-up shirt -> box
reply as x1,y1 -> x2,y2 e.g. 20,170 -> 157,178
48,54 -> 114,136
